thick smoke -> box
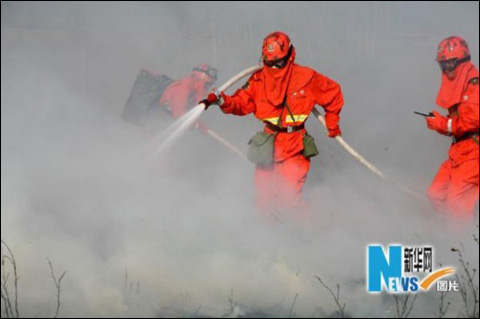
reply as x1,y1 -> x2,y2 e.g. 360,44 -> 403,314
1,2 -> 479,317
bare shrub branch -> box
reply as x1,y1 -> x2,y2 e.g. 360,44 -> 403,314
1,240 -> 19,318
451,245 -> 479,318
315,276 -> 347,318
288,293 -> 298,318
47,258 -> 66,319
392,293 -> 418,318
435,290 -> 450,318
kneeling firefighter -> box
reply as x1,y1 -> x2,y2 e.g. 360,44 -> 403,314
200,32 -> 345,221
426,36 -> 479,220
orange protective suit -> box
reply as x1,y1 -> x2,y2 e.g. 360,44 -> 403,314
160,76 -> 205,119
159,65 -> 216,133
220,34 -> 344,219
427,46 -> 479,219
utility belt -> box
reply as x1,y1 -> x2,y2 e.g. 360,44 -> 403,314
247,122 -> 318,165
452,132 -> 479,145
264,121 -> 305,133
247,91 -> 318,165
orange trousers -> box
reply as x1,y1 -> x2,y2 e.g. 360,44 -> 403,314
254,154 -> 311,222
428,158 -> 479,219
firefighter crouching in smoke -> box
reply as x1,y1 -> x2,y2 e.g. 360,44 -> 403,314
158,64 -> 218,134
426,36 -> 479,220
200,31 -> 344,222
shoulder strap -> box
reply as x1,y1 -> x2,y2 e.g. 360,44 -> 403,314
276,94 -> 297,127
276,95 -> 288,127
277,77 -> 298,127
284,101 -> 297,126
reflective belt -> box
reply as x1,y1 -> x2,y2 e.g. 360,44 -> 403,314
285,114 -> 309,124
262,114 -> 308,125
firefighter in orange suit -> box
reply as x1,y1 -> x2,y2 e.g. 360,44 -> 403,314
201,32 -> 344,221
426,36 -> 479,219
159,64 -> 218,134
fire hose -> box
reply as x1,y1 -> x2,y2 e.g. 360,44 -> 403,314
312,108 -> 426,202
216,65 -> 264,95
206,129 -> 247,161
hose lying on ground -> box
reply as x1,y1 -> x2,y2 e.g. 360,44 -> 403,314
312,107 -> 427,202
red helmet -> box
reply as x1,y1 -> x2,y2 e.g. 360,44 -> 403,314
436,36 -> 470,62
262,32 -> 292,66
192,64 -> 218,83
